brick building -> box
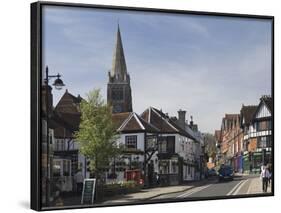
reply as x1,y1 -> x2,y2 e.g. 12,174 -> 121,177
220,114 -> 243,172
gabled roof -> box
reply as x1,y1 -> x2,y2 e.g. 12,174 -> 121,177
141,107 -> 178,134
55,89 -> 82,114
52,111 -> 77,138
53,90 -> 82,138
112,112 -> 131,130
112,112 -> 159,133
141,107 -> 198,140
240,105 -> 258,125
253,95 -> 272,119
225,114 -> 239,120
261,96 -> 272,113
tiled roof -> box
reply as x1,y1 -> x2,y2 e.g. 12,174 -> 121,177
225,114 -> 239,120
141,107 -> 198,140
112,112 -> 131,130
135,114 -> 160,133
53,90 -> 82,138
55,89 -> 82,114
52,111 -> 80,138
112,112 -> 159,133
141,107 -> 178,134
240,105 -> 258,125
261,96 -> 272,113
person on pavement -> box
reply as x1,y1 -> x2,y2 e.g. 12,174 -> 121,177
74,169 -> 84,193
260,165 -> 270,193
267,164 -> 272,185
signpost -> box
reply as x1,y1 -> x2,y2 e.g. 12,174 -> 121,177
81,178 -> 96,205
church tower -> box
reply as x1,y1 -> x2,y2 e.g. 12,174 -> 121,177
107,25 -> 133,113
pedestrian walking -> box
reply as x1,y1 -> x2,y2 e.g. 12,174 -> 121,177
260,165 -> 270,192
155,172 -> 160,186
74,169 -> 84,193
267,164 -> 272,185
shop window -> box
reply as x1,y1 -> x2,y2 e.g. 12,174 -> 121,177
158,137 -> 167,153
159,161 -> 169,174
53,160 -> 61,177
171,161 -> 178,174
63,160 -> 71,176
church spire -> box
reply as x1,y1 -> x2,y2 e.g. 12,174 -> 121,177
110,24 -> 127,81
107,24 -> 133,113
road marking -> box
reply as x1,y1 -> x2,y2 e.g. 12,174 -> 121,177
177,184 -> 212,198
227,180 -> 244,196
232,179 -> 249,195
246,178 -> 254,194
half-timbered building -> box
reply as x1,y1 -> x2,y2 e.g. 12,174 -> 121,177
141,107 -> 204,185
241,96 -> 272,173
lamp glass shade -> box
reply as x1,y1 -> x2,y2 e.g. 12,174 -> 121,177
53,78 -> 65,90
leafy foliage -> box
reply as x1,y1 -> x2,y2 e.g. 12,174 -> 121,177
75,89 -> 121,177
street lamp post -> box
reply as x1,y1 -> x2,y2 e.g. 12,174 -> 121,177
44,66 -> 65,206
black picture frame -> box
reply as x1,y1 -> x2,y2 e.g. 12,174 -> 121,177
31,1 -> 274,211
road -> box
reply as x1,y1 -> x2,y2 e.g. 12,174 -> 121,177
100,174 -> 271,205
151,174 -> 268,200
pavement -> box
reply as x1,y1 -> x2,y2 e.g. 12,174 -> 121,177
102,180 -> 209,204
246,176 -> 272,194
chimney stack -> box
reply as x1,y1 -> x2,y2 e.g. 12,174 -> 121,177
178,109 -> 186,129
190,115 -> 194,126
42,85 -> 53,114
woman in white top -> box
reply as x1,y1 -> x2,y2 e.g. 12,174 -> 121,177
260,165 -> 270,192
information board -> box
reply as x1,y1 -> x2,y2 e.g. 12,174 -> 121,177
81,178 -> 96,205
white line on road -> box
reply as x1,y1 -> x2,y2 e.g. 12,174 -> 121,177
227,180 -> 244,196
177,184 -> 212,198
232,179 -> 249,195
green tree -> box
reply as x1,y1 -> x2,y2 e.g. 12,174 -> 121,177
203,133 -> 217,159
75,89 -> 120,180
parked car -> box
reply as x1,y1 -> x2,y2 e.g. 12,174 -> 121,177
208,168 -> 217,177
218,165 -> 234,181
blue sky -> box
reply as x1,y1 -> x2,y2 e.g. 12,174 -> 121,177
42,5 -> 272,134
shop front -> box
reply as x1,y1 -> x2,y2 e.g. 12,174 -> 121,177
235,152 -> 243,173
158,156 -> 180,186
243,152 -> 250,173
243,151 -> 261,174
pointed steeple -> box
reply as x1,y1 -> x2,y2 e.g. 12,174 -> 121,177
111,24 -> 127,81
107,24 -> 133,113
